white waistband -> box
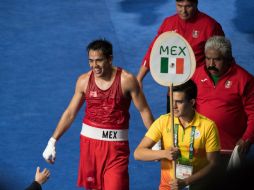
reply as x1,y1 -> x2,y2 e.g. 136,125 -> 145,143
81,123 -> 128,141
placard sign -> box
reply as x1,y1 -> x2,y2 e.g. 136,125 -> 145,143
150,32 -> 196,86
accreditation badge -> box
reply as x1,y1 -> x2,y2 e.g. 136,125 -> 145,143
176,163 -> 193,179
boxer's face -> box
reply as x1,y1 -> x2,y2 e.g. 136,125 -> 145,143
88,50 -> 112,78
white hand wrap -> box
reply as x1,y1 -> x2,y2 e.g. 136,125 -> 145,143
42,137 -> 56,162
152,140 -> 162,151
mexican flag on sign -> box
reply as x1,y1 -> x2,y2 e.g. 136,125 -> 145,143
160,57 -> 184,74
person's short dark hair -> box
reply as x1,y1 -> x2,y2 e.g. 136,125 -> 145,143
176,0 -> 198,4
87,39 -> 113,59
172,80 -> 197,101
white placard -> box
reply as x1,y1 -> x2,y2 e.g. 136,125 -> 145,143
150,32 -> 196,86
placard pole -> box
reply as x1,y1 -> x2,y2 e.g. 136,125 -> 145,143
169,83 -> 176,179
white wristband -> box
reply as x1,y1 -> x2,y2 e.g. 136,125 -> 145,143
48,137 -> 56,146
43,137 -> 57,162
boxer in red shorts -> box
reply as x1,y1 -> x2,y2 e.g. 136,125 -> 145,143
42,39 -> 154,190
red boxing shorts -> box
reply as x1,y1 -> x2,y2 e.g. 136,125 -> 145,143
77,134 -> 130,190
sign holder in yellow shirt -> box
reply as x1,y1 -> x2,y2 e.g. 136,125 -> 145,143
149,31 -> 196,178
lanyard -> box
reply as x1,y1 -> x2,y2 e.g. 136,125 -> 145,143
173,124 -> 196,160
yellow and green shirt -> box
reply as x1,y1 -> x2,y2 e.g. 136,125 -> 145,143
145,112 -> 220,190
